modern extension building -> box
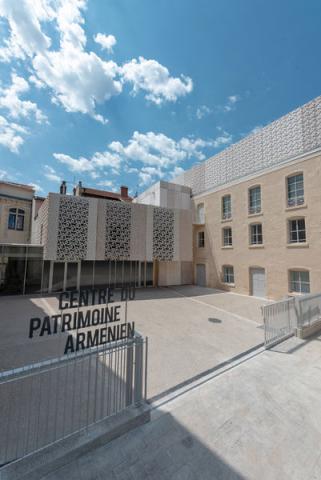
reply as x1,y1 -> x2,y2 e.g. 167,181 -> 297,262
1,94 -> 321,299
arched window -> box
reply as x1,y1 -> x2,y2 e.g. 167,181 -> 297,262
8,208 -> 25,231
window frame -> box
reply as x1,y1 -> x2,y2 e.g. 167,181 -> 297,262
289,269 -> 310,294
248,185 -> 262,215
249,223 -> 263,245
222,194 -> 232,220
286,172 -> 304,208
222,227 -> 233,247
7,207 -> 25,231
288,217 -> 306,244
222,265 -> 234,284
197,231 -> 205,248
196,203 -> 205,224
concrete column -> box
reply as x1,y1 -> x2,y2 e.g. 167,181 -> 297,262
138,262 -> 141,288
48,261 -> 54,293
63,262 -> 67,291
153,259 -> 158,287
77,261 -> 81,290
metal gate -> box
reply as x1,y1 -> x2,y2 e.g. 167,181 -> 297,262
0,335 -> 148,466
262,297 -> 297,348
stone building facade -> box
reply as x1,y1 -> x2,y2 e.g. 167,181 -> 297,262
175,95 -> 321,300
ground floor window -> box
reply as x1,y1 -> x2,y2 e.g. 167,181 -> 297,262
289,270 -> 310,294
223,265 -> 234,284
0,245 -> 43,295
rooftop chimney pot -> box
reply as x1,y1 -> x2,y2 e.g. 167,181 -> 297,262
120,185 -> 128,198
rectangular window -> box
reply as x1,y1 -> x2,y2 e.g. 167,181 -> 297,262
8,211 -> 16,230
250,223 -> 263,245
287,174 -> 304,207
16,210 -> 25,231
198,231 -> 205,248
289,270 -> 310,294
222,195 -> 231,220
289,218 -> 306,243
223,227 -> 232,246
249,186 -> 261,214
223,266 -> 234,284
8,208 -> 25,231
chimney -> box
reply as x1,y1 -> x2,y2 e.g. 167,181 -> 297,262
120,185 -> 128,198
59,180 -> 67,195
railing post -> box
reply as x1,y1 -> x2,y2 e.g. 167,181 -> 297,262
125,339 -> 134,406
134,337 -> 144,405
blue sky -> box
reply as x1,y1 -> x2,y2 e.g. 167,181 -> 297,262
0,0 -> 321,196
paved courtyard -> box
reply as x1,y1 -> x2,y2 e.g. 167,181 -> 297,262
0,286 -> 269,398
39,333 -> 321,480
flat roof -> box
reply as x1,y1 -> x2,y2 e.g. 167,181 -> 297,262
0,181 -> 35,191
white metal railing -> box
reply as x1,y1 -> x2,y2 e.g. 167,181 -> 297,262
296,292 -> 321,328
262,292 -> 321,348
262,297 -> 297,348
0,335 -> 148,467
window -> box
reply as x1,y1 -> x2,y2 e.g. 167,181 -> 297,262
250,223 -> 263,245
287,173 -> 304,207
222,195 -> 231,220
223,227 -> 232,246
289,270 -> 310,294
8,208 -> 25,231
249,186 -> 261,214
288,218 -> 306,243
223,266 -> 234,284
196,203 -> 205,224
197,231 -> 205,248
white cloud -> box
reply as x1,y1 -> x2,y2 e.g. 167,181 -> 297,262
0,168 -> 8,179
171,166 -> 184,178
44,165 -> 61,182
53,149 -> 121,176
0,73 -> 47,123
0,115 -> 27,152
97,179 -> 114,188
138,166 -> 165,186
196,105 -> 211,120
94,33 -> 116,53
54,130 -> 232,183
33,48 -> 121,123
29,74 -> 45,89
28,182 -> 43,192
0,0 -> 193,125
53,153 -> 93,172
31,1 -> 122,123
250,125 -> 263,135
121,57 -> 193,105
223,94 -> 241,112
0,0 -> 54,61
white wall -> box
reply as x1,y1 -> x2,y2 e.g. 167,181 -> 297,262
134,181 -> 191,210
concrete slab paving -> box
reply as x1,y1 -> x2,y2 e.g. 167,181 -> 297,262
0,286 -> 268,399
38,333 -> 321,480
